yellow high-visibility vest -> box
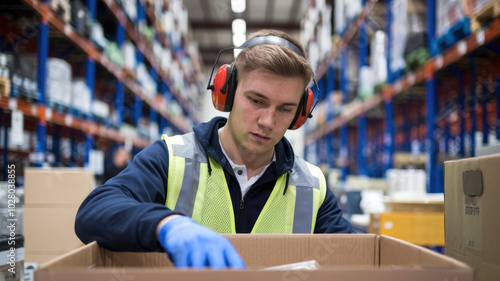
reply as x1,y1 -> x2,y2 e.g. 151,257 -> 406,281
162,133 -> 327,233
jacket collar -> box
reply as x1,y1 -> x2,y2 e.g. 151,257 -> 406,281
192,117 -> 295,176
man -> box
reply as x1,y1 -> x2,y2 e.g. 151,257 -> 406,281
75,29 -> 353,269
102,146 -> 131,182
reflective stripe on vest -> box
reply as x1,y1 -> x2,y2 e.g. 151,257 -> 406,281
162,133 -> 327,234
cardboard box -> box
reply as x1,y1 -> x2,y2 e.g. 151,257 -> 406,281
35,234 -> 472,281
24,168 -> 95,206
370,212 -> 445,246
23,168 -> 95,264
23,207 -> 83,253
445,154 -> 500,281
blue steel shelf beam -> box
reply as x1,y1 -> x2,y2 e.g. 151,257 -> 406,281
496,78 -> 500,141
358,20 -> 368,176
326,65 -> 336,170
115,21 -> 126,128
83,0 -> 97,168
427,0 -> 436,57
481,83 -> 489,145
53,125 -> 61,166
447,66 -> 466,157
135,51 -> 144,127
150,67 -> 159,139
384,0 -> 395,175
469,56 -> 477,157
340,48 -> 349,181
34,7 -> 49,167
160,81 -> 169,135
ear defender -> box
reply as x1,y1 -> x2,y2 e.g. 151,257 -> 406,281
206,35 -> 319,129
289,88 -> 314,130
211,64 -> 237,112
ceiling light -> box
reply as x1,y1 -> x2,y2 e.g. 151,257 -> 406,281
232,19 -> 246,34
231,0 -> 246,13
234,49 -> 242,58
232,33 -> 246,47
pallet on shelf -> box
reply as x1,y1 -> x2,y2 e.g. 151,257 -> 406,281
471,0 -> 500,32
432,18 -> 471,56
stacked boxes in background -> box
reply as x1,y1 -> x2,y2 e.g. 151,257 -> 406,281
45,58 -> 73,110
390,0 -> 428,79
23,168 -> 95,264
444,154 -> 500,281
432,0 -> 471,55
436,0 -> 469,38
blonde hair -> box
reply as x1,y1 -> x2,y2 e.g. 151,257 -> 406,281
234,29 -> 313,89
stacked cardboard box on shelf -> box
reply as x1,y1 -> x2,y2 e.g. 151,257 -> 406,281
445,154 -> 500,281
23,168 -> 95,264
35,234 -> 473,281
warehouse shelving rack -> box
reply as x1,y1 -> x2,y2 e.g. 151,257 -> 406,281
0,0 -> 202,178
304,0 -> 500,193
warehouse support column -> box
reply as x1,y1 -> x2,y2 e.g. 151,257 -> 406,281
426,73 -> 440,193
160,81 -> 170,134
35,8 -> 49,167
115,20 -> 125,127
358,20 -> 368,176
469,56 -> 477,157
481,83 -> 489,146
340,48 -> 349,182
84,0 -> 97,168
458,71 -> 466,157
384,0 -> 394,176
496,78 -> 500,141
326,66 -> 336,170
383,100 -> 394,175
150,67 -> 159,139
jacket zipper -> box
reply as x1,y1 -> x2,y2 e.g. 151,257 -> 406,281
239,199 -> 244,209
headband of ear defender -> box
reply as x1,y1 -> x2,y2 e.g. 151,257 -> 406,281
206,35 -> 319,130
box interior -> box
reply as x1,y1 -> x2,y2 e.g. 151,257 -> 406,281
40,234 -> 468,270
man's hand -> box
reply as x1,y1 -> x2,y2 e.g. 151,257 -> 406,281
157,216 -> 245,269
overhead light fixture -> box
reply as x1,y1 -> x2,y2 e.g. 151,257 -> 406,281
232,32 -> 246,47
232,19 -> 246,49
231,0 -> 246,13
234,49 -> 242,58
232,19 -> 246,34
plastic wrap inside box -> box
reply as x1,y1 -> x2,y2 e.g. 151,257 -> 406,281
436,0 -> 466,38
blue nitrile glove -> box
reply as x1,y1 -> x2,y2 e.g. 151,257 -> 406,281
158,216 -> 246,269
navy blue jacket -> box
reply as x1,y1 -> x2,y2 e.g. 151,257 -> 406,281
75,117 -> 353,252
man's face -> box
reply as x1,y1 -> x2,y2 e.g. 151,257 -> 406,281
226,68 -> 305,158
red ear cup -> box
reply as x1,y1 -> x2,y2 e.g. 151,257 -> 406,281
289,88 -> 314,130
211,64 -> 237,112
211,64 -> 231,112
